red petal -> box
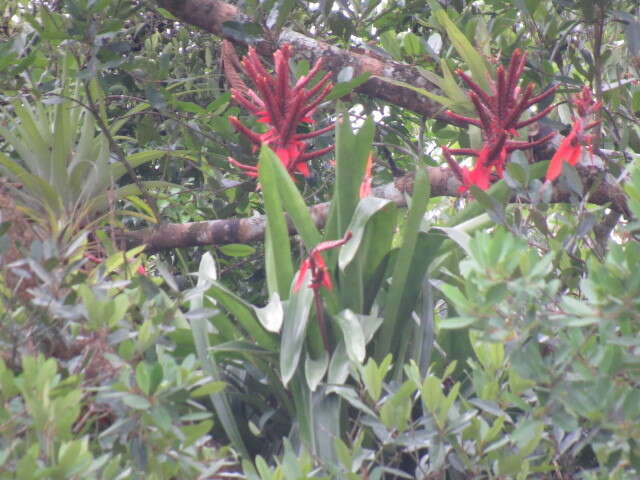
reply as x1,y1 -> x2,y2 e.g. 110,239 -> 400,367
293,259 -> 311,292
545,121 -> 583,182
467,164 -> 492,190
321,271 -> 333,291
295,162 -> 311,177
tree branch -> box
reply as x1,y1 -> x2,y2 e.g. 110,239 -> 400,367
156,0 -> 456,124
117,165 -> 629,252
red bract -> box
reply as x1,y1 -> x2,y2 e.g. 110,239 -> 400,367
227,45 -> 335,178
443,49 -> 557,192
293,232 -> 353,293
545,87 -> 601,182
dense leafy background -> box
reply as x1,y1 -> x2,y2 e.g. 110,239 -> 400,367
1,0 -> 640,478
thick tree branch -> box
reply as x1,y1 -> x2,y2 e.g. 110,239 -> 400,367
118,165 -> 629,252
156,0 -> 455,123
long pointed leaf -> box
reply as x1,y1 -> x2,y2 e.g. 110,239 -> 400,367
191,316 -> 250,458
330,109 -> 375,236
205,282 -> 278,351
376,166 -> 431,361
431,2 -> 490,90
110,150 -> 169,183
259,145 -> 294,298
261,143 -> 321,249
280,274 -> 314,386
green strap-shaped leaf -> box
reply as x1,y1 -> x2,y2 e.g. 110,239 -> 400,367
338,196 -> 395,270
0,152 -> 63,216
190,316 -> 250,459
430,1 -> 490,91
261,143 -> 322,249
375,166 -> 431,361
206,282 -> 278,351
329,108 -> 376,236
279,275 -> 314,386
337,196 -> 397,314
109,150 -> 169,183
259,145 -> 295,298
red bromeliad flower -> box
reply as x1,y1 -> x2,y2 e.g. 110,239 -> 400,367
293,232 -> 353,293
545,86 -> 601,182
443,49 -> 558,192
227,45 -> 335,178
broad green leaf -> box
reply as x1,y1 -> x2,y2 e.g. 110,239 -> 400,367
338,196 -> 394,270
120,393 -> 151,410
191,381 -> 227,397
326,72 -> 372,101
182,420 -> 214,448
253,292 -> 284,333
327,339 -> 350,385
206,282 -> 278,351
280,273 -> 314,386
335,309 -> 366,363
436,283 -> 469,310
312,389 -> 340,464
304,350 -> 329,392
218,243 -> 256,257
438,316 -> 476,329
359,355 -> 392,402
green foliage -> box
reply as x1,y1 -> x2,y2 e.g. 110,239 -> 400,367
1,0 -> 640,478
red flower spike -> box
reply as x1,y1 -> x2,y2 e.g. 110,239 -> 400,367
443,50 -> 558,192
293,232 -> 353,293
544,87 -> 601,182
228,45 -> 335,179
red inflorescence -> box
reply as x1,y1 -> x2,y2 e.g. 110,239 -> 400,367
293,232 -> 353,294
545,86 -> 601,182
227,45 -> 335,178
443,49 -> 558,192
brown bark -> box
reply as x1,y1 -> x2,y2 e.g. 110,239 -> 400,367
118,165 -> 629,252
156,0 -> 454,123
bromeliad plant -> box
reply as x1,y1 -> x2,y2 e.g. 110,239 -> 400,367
442,48 -> 558,192
227,45 -> 335,178
0,79 -> 169,243
188,107 -> 446,465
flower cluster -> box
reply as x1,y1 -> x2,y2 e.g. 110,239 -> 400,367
443,49 -> 557,192
293,232 -> 353,294
545,86 -> 601,182
227,45 -> 335,178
